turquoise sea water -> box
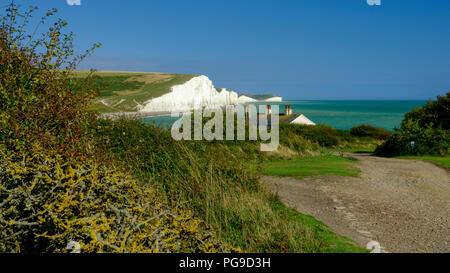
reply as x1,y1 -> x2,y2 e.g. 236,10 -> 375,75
143,100 -> 427,131
257,100 -> 427,130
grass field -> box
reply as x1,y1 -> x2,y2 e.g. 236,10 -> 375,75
263,154 -> 360,179
75,71 -> 197,112
396,155 -> 450,168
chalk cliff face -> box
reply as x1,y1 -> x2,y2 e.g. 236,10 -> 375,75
237,95 -> 257,104
264,96 -> 283,102
139,75 -> 280,113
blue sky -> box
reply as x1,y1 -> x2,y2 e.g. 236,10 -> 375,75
11,0 -> 450,100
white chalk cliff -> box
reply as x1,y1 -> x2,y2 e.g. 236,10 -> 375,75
139,75 -> 281,113
264,96 -> 283,102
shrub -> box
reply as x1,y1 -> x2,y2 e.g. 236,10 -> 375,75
376,93 -> 450,156
0,3 -> 100,156
350,124 -> 392,140
375,120 -> 449,156
0,146 -> 231,253
401,92 -> 449,130
282,124 -> 340,147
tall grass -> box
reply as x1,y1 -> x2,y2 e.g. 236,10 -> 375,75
93,118 -> 365,252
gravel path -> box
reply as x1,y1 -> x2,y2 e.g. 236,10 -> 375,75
261,153 -> 450,253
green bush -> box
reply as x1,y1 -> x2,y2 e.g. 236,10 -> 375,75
350,124 -> 392,140
376,93 -> 450,156
281,124 -> 339,147
0,3 -> 101,156
376,120 -> 449,156
401,92 -> 449,130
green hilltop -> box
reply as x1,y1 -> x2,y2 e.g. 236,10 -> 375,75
74,71 -> 197,112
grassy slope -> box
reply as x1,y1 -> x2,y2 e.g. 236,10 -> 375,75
75,71 -> 197,112
331,139 -> 382,153
263,154 -> 360,179
96,119 -> 366,253
82,74 -> 369,252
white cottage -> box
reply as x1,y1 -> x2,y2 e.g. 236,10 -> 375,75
282,113 -> 316,126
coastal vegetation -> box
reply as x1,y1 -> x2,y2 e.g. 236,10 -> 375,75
0,4 -> 228,253
280,123 -> 385,153
0,3 -> 365,253
93,118 -> 365,252
2,1 -> 447,255
376,93 -> 449,156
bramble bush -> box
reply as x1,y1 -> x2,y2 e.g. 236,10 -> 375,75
0,3 -> 100,156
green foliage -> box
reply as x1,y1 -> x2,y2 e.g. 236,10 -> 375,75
92,117 -> 261,213
278,123 -> 384,153
376,93 -> 450,156
0,3 -> 100,155
280,124 -> 339,147
376,119 -> 449,156
401,92 -> 449,130
278,124 -> 323,154
350,124 -> 392,140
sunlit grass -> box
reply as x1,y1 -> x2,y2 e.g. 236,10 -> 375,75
263,154 -> 360,179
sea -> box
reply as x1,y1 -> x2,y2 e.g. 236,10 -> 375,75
142,100 -> 427,131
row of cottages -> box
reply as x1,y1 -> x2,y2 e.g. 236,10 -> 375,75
241,104 -> 316,127
272,104 -> 316,126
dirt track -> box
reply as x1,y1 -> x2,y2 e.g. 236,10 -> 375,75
262,153 -> 450,253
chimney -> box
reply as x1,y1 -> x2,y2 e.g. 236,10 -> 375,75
245,105 -> 250,121
285,105 -> 290,116
266,104 -> 272,115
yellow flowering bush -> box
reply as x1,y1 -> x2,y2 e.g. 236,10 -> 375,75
0,146 -> 232,253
